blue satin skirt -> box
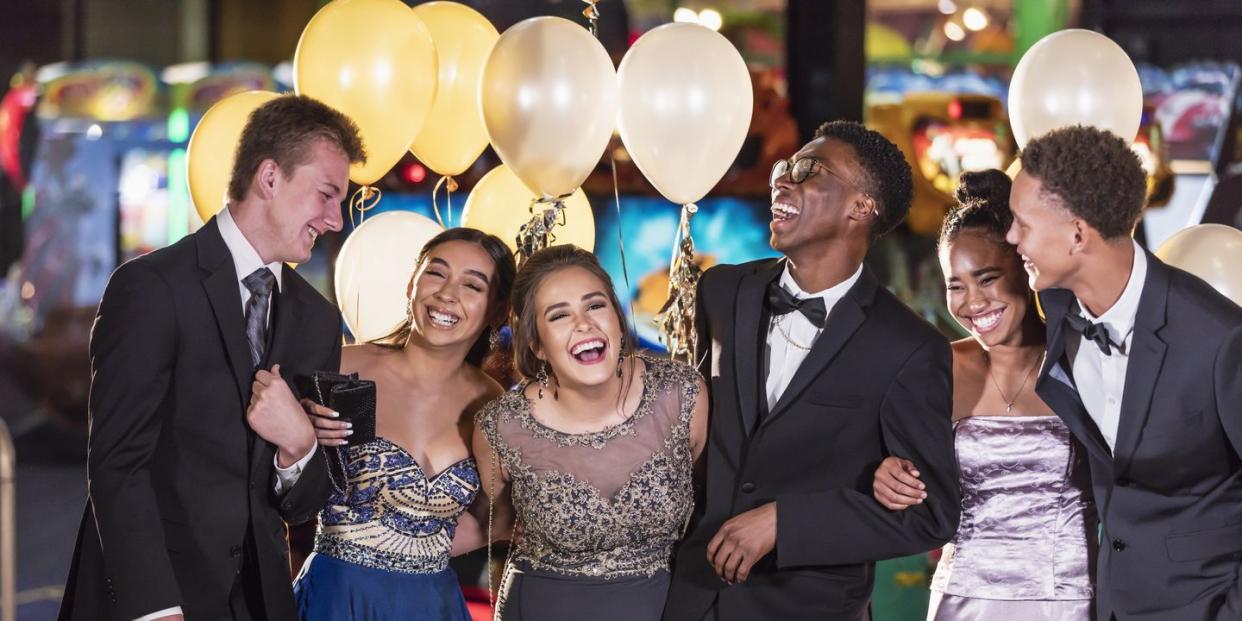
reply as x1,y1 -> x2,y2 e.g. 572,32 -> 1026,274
294,552 -> 472,621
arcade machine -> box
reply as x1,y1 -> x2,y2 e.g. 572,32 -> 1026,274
868,91 -> 1015,237
1140,62 -> 1241,246
0,61 -> 277,424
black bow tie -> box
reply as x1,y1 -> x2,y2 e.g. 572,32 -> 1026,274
766,281 -> 827,328
1065,303 -> 1116,355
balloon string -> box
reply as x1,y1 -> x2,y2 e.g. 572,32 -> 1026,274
447,179 -> 455,228
656,204 -> 701,364
431,176 -> 459,228
582,0 -> 601,36
610,150 -> 638,340
349,185 -> 382,229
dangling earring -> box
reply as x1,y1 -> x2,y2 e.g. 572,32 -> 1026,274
536,361 -> 549,400
488,327 -> 499,350
617,336 -> 625,378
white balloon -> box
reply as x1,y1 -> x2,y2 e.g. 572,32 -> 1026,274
1009,29 -> 1142,147
1155,223 -> 1242,307
334,211 -> 443,342
617,23 -> 753,206
480,16 -> 617,198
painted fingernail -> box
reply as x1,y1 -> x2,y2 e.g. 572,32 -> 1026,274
345,422 -> 353,429
346,429 -> 354,436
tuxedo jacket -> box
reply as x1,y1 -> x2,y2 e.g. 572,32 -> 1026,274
664,259 -> 959,621
59,217 -> 340,620
1037,251 -> 1242,621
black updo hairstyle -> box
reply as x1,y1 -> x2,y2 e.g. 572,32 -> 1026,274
939,169 -> 1013,248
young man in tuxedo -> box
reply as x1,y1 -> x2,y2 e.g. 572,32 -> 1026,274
664,121 -> 960,620
59,95 -> 365,621
1009,125 -> 1242,620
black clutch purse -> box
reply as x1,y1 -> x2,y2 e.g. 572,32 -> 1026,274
297,371 -> 377,445
296,371 -> 377,498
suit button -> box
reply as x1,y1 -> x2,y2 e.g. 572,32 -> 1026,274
230,545 -> 242,557
741,482 -> 756,494
249,480 -> 257,490
1113,539 -> 1127,552
1116,477 -> 1130,487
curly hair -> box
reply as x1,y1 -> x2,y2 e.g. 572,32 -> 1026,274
1020,125 -> 1146,240
228,94 -> 367,202
814,121 -> 914,241
940,169 -> 1013,247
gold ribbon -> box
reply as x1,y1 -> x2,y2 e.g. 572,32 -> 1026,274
656,203 -> 701,364
348,185 -> 382,229
514,193 -> 574,268
582,0 -> 601,36
431,175 -> 459,228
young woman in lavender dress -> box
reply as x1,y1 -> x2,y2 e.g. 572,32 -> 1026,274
873,171 -> 1098,620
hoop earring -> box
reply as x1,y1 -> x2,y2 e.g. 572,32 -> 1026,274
537,361 -> 549,400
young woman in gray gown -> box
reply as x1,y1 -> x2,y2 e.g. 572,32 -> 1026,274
473,245 -> 708,621
872,170 -> 1098,620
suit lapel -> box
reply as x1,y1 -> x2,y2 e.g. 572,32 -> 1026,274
734,260 -> 782,436
762,268 -> 876,429
198,218 -> 256,406
1112,253 -> 1169,472
1035,289 -> 1112,461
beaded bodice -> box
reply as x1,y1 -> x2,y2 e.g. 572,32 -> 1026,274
478,355 -> 701,579
315,437 -> 479,574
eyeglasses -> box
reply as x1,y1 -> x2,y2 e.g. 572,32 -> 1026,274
770,155 -> 880,216
770,156 -> 824,187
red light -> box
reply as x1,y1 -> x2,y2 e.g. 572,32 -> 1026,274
402,163 -> 427,184
948,99 -> 962,120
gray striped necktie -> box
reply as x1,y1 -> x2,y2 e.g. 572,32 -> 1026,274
242,267 -> 276,368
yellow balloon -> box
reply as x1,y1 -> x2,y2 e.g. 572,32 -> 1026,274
409,2 -> 498,176
460,164 -> 595,253
294,0 -> 438,185
186,90 -> 279,223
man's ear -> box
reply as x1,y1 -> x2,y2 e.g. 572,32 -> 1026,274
253,159 -> 280,200
848,194 -> 878,224
1070,219 -> 1088,255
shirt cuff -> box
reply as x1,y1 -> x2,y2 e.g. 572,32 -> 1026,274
273,444 -> 317,495
135,606 -> 182,621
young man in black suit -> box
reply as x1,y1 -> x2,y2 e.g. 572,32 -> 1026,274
1009,125 -> 1242,620
664,121 -> 960,620
59,95 -> 365,621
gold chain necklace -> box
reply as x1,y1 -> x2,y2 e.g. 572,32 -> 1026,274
983,350 -> 1044,415
773,315 -> 814,351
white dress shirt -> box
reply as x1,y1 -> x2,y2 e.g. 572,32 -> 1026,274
765,263 -> 863,410
1067,240 -> 1147,452
136,210 -> 316,621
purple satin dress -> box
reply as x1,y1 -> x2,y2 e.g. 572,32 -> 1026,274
928,416 -> 1098,621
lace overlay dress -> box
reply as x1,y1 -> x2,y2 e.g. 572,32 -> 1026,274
293,438 -> 480,620
478,355 -> 701,621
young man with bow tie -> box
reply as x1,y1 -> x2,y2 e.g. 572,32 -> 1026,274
664,121 -> 959,621
1009,125 -> 1242,620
